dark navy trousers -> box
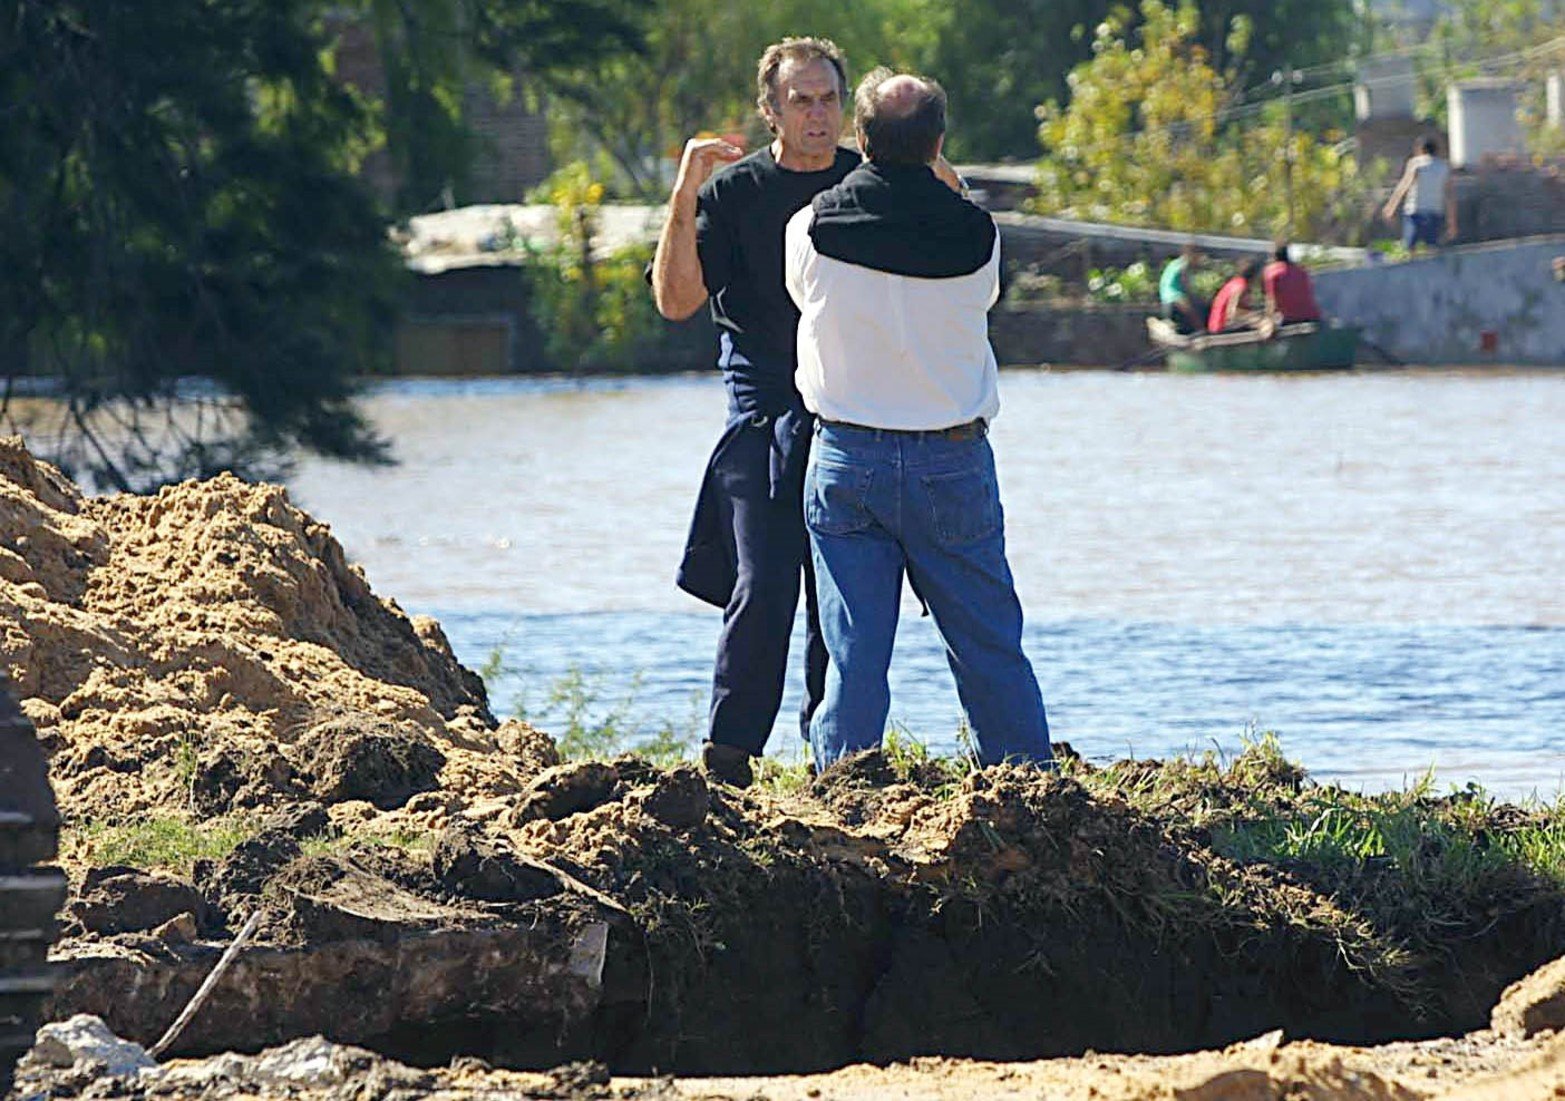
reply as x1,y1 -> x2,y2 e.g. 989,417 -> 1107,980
707,420 -> 827,755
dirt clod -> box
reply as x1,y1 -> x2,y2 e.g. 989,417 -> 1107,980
299,716 -> 446,809
433,827 -> 563,904
1493,955 -> 1565,1038
516,761 -> 623,823
190,743 -> 309,816
633,764 -> 708,832
65,868 -> 203,937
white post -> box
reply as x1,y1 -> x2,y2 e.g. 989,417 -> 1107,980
1447,80 -> 1525,167
1353,56 -> 1417,122
1548,72 -> 1563,131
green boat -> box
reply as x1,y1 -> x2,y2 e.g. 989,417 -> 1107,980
1146,318 -> 1361,373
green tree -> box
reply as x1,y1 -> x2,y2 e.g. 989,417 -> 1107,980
0,0 -> 398,491
1033,0 -> 1366,240
338,0 -> 648,214
917,0 -> 1107,161
544,0 -> 925,197
909,0 -> 1360,163
1193,0 -> 1363,92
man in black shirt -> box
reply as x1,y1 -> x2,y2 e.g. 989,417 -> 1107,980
651,37 -> 858,787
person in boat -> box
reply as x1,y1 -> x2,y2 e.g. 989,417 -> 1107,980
784,68 -> 1054,773
1261,242 -> 1322,325
1382,137 -> 1457,252
649,37 -> 860,789
1158,243 -> 1205,334
1207,258 -> 1268,334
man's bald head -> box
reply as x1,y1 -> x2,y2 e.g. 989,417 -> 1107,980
854,66 -> 947,166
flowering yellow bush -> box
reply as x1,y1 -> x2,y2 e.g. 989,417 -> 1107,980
1033,0 -> 1369,241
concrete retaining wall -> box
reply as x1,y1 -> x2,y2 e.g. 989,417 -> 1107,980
1314,236 -> 1565,365
990,305 -> 1150,367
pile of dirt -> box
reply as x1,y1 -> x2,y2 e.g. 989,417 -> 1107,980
10,434 -> 1565,1088
0,435 -> 555,825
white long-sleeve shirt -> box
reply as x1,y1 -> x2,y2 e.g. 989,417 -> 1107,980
785,205 -> 1002,431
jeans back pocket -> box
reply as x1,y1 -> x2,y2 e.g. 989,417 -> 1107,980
918,466 -> 1001,546
806,460 -> 875,536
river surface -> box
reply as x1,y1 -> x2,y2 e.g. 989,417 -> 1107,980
287,370 -> 1565,796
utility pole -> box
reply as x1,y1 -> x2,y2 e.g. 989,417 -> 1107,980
1272,68 -> 1303,240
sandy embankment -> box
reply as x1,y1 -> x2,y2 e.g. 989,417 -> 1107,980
6,432 -> 1565,1099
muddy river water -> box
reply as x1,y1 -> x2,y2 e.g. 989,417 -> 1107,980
288,369 -> 1564,796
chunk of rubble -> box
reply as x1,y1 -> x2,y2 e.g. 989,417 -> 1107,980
30,1014 -> 157,1077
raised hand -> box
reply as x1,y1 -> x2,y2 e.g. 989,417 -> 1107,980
673,137 -> 745,207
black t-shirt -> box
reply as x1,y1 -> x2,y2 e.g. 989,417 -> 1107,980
696,145 -> 859,373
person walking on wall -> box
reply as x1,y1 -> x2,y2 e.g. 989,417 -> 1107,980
784,67 -> 1054,772
1383,137 -> 1457,252
650,38 -> 860,788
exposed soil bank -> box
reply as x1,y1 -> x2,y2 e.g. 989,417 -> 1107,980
6,435 -> 1565,1083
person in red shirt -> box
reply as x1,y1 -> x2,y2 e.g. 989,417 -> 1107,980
1207,258 -> 1264,333
1261,242 -> 1322,324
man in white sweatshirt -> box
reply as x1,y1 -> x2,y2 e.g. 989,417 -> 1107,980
784,67 -> 1053,772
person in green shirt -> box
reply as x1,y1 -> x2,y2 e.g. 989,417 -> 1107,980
1159,243 -> 1205,334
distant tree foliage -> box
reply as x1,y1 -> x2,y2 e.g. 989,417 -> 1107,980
1192,0 -> 1363,92
543,0 -> 928,197
0,0 -> 400,491
344,0 -> 649,214
1032,1 -> 1368,239
910,0 -> 1361,162
919,0 -> 1106,162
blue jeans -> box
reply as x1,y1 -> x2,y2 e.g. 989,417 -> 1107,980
1403,211 -> 1444,250
804,421 -> 1052,771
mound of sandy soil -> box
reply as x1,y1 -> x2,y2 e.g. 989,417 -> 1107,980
0,435 -> 555,824
11,433 -> 1565,1100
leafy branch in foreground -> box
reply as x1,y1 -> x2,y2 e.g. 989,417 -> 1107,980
1,0 -> 401,492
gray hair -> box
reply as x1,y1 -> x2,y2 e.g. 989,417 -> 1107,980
755,37 -> 848,132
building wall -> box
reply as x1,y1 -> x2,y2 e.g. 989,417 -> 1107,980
1314,236 -> 1565,365
1455,167 -> 1565,243
464,82 -> 552,202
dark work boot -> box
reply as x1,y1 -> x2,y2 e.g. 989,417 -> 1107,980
700,741 -> 754,789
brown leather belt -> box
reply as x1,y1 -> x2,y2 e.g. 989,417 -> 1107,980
818,417 -> 987,442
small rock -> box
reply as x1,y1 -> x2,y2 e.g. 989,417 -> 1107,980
634,765 -> 709,831
250,1035 -> 360,1087
461,797 -> 511,824
31,1015 -> 157,1077
405,789 -> 459,817
150,912 -> 198,944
